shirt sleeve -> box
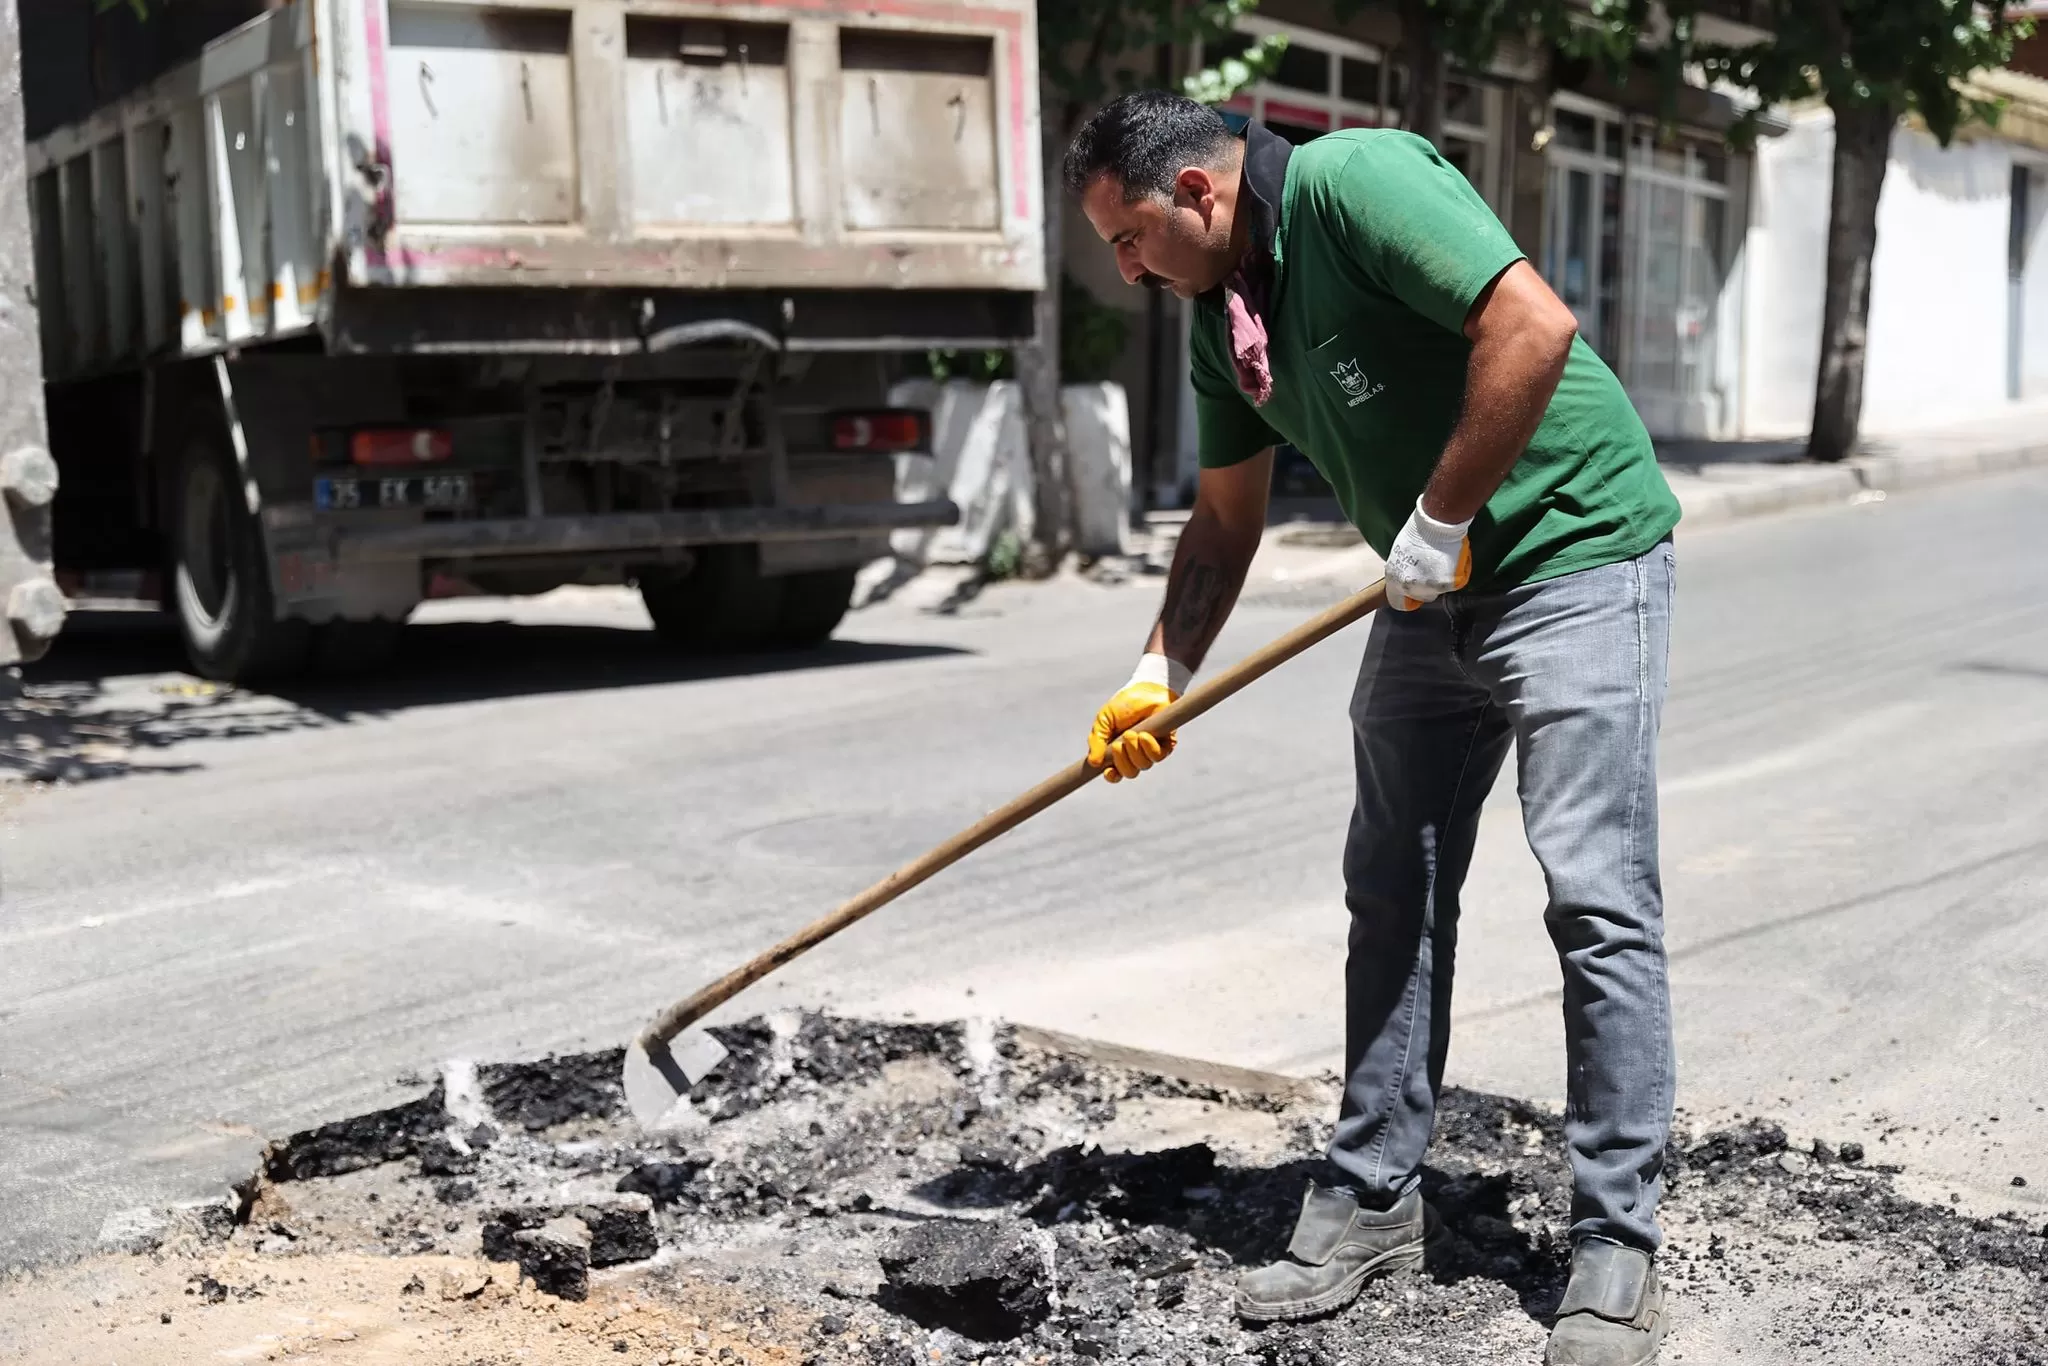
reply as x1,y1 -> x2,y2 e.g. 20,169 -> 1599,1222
1319,133 -> 1526,336
1189,309 -> 1281,469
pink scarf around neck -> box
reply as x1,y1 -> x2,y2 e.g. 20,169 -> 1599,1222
1225,271 -> 1273,407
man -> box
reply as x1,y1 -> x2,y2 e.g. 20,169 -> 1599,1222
1066,92 -> 1682,1366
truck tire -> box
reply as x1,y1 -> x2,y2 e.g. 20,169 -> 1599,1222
637,545 -> 781,651
171,436 -> 310,683
767,567 -> 858,648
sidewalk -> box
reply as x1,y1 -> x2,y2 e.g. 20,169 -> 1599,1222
870,403 -> 2048,612
1140,401 -> 2048,602
1651,398 -> 2048,528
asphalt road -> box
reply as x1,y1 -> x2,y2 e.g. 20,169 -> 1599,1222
4,468 -> 2045,1268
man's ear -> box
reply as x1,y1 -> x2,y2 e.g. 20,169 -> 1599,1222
1175,166 -> 1217,217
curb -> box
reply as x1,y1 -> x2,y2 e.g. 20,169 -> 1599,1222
1673,438 -> 2048,529
1234,436 -> 2047,611
1010,1023 -> 1330,1105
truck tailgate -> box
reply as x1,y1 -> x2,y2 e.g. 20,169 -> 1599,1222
349,0 -> 1044,292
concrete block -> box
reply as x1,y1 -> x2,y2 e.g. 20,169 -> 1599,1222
884,380 -> 1053,567
1062,383 -> 1132,558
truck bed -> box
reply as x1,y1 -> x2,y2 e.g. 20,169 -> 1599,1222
24,0 -> 1045,383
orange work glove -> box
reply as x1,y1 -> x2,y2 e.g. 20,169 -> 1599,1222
1087,653 -> 1190,783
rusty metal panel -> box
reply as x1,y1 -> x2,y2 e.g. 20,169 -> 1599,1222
59,154 -> 101,368
265,61 -> 323,330
384,4 -> 579,226
24,0 -> 1045,345
130,117 -> 178,353
624,18 -> 795,228
838,30 -> 999,232
211,77 -> 267,339
169,100 -> 222,350
93,139 -> 139,361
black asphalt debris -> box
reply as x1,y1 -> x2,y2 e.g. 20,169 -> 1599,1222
877,1220 -> 1053,1340
224,1013 -> 2047,1365
509,1216 -> 591,1301
416,1137 -> 478,1177
478,1052 -> 625,1132
262,1087 -> 447,1181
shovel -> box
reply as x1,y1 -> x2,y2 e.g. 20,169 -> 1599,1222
621,579 -> 1393,1127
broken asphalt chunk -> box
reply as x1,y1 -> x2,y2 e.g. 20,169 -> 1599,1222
481,1195 -> 656,1269
417,1136 -> 478,1176
616,1158 -> 710,1207
511,1216 -> 592,1301
479,1050 -> 625,1131
877,1219 -> 1052,1342
263,1087 -> 446,1180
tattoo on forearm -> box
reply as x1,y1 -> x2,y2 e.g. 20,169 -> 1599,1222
1165,562 -> 1225,657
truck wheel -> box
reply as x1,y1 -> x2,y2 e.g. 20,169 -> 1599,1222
637,545 -> 781,651
768,567 -> 858,648
172,437 -> 310,683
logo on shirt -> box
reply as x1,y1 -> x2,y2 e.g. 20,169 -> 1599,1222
1329,359 -> 1385,407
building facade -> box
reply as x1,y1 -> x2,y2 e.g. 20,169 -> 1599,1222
1062,3 -> 2048,507
1058,2 -> 1781,505
1741,82 -> 2048,436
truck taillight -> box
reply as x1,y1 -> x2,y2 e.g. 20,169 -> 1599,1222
350,428 -> 453,466
831,411 -> 926,453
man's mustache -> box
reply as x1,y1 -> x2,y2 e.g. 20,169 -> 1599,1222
1138,273 -> 1170,291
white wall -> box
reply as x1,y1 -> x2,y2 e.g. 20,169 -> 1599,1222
2022,162 -> 2048,398
1862,126 -> 2011,429
1744,114 -> 1832,436
1746,109 -> 2022,437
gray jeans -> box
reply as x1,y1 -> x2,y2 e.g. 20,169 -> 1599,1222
1327,537 -> 1676,1253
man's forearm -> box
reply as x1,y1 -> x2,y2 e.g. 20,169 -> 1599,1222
1146,497 -> 1262,675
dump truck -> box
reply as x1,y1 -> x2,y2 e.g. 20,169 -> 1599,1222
21,0 -> 1042,681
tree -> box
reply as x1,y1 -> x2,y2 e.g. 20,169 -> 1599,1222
1019,0 -> 1283,576
1339,0 -> 1646,150
1668,2 -> 2029,462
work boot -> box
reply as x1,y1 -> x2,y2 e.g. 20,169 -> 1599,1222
1233,1182 -> 1442,1323
1544,1238 -> 1667,1366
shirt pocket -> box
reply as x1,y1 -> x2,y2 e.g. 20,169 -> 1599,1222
1305,326 -> 1393,418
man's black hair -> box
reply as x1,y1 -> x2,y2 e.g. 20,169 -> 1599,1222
1062,91 -> 1237,201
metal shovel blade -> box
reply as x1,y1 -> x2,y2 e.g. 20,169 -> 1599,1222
622,1028 -> 730,1129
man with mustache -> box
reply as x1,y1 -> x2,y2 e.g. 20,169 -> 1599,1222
1066,91 -> 1682,1366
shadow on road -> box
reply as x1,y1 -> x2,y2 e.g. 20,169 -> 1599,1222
5,610 -> 968,785
909,1087 -> 1573,1327
1954,659 -> 2048,683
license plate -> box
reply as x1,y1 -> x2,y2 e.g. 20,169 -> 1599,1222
315,473 -> 474,511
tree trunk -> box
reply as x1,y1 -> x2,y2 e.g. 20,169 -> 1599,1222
1015,115 -> 1074,577
1809,98 -> 1895,463
1397,0 -> 1445,151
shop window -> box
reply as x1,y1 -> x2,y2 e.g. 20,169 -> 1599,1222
1341,56 -> 1382,106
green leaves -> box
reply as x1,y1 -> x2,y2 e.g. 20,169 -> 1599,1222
1039,0 -> 1292,112
1181,33 -> 1289,105
1664,0 -> 2031,146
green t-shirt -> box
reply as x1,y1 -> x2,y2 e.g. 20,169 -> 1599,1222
1193,129 -> 1680,589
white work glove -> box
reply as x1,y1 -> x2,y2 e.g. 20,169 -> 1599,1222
1383,500 -> 1474,610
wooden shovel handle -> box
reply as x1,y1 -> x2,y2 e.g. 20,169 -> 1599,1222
639,579 -> 1391,1050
